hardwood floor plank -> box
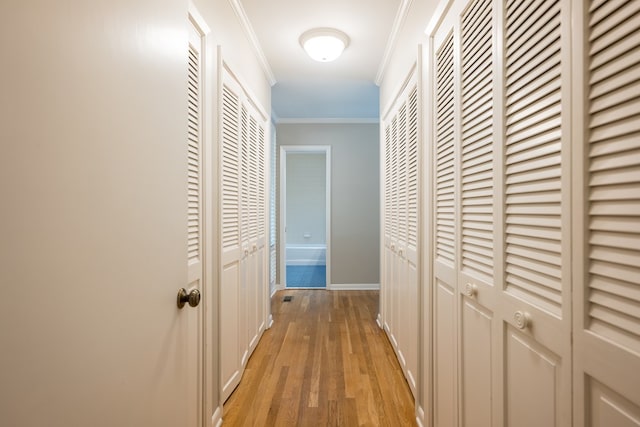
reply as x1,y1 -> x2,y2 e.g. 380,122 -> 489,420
223,290 -> 416,426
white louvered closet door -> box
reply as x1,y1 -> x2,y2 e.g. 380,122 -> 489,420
433,29 -> 459,427
395,101 -> 408,370
404,83 -> 419,395
573,1 -> 640,425
382,123 -> 393,334
220,68 -> 243,402
498,0 -> 572,425
457,0 -> 497,425
500,0 -> 571,426
256,121 -> 267,339
220,64 -> 270,402
381,68 -> 420,398
239,104 -> 250,368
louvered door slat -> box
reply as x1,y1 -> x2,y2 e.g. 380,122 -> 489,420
240,106 -> 250,243
391,116 -> 399,241
407,86 -> 419,250
397,103 -> 408,244
249,115 -> 258,240
258,124 -> 266,237
461,0 -> 493,282
221,86 -> 240,250
385,125 -> 392,239
587,0 -> 640,354
187,46 -> 201,263
504,0 -> 563,315
436,33 -> 456,266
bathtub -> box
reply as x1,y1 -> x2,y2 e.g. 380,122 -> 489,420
285,244 -> 326,266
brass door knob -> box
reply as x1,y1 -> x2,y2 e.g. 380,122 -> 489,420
177,288 -> 201,309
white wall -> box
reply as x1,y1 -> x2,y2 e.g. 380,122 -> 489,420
276,123 -> 380,286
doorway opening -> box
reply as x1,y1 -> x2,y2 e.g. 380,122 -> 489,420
279,145 -> 331,288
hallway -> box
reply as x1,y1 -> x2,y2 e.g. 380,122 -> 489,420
223,290 -> 416,426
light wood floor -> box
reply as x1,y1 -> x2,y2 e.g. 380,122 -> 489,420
223,289 -> 416,426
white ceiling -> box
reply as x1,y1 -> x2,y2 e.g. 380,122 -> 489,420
238,0 -> 404,121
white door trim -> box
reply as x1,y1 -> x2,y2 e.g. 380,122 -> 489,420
279,145 -> 332,289
188,4 -> 212,426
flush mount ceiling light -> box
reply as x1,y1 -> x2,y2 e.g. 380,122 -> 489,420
299,28 -> 350,62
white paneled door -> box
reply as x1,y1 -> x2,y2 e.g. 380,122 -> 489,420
573,1 -> 640,425
220,69 -> 243,402
431,0 -> 573,425
0,2 -> 204,425
381,68 -> 420,398
219,61 -> 269,403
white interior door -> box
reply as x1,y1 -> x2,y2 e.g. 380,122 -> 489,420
0,2 -> 202,425
220,68 -> 243,402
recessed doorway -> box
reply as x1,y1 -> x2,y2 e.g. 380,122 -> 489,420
279,145 -> 331,288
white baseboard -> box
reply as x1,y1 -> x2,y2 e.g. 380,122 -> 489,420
416,406 -> 426,427
211,407 -> 222,427
376,313 -> 383,329
273,283 -> 285,294
267,314 -> 273,329
328,283 -> 380,291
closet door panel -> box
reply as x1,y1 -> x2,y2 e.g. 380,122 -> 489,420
575,0 -> 640,423
434,30 -> 458,426
435,280 -> 456,427
458,1 -> 496,424
588,379 -> 640,427
239,104 -> 250,367
505,327 -> 559,427
256,122 -> 267,335
406,260 -> 418,392
405,84 -> 420,396
460,298 -> 492,427
500,0 -> 572,423
220,77 -> 243,401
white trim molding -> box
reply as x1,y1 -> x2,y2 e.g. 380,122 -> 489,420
375,0 -> 414,85
228,0 -> 276,85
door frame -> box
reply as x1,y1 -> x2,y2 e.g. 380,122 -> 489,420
188,4 -> 214,426
279,145 -> 331,289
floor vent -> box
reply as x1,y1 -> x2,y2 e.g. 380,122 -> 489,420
283,296 -> 293,302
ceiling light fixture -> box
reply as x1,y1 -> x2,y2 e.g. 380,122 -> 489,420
299,28 -> 349,62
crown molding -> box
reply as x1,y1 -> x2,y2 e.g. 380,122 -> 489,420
375,0 -> 413,85
228,0 -> 277,85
